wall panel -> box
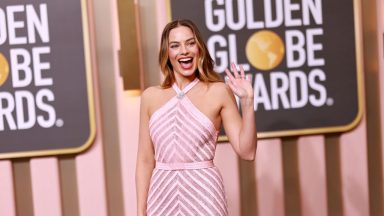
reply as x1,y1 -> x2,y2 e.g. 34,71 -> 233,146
12,159 -> 34,216
75,0 -> 109,215
282,138 -> 302,216
298,136 -> 327,216
379,0 -> 384,212
325,134 -> 344,216
0,161 -> 16,216
118,95 -> 140,215
59,156 -> 80,216
340,122 -> 370,216
256,139 -> 285,216
362,0 -> 384,214
30,158 -> 62,216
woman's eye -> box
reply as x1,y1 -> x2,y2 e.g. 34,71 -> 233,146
170,44 -> 179,49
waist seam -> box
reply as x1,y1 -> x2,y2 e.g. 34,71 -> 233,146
155,160 -> 214,170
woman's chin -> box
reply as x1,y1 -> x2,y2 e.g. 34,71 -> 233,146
176,69 -> 197,77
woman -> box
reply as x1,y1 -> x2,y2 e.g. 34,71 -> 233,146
136,19 -> 257,216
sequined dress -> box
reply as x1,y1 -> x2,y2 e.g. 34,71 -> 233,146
147,78 -> 228,216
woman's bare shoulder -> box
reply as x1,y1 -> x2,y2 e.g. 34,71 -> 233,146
142,85 -> 175,116
141,86 -> 164,104
207,82 -> 233,98
207,81 -> 228,89
142,85 -> 162,98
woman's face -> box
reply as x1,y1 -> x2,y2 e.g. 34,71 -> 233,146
168,26 -> 199,79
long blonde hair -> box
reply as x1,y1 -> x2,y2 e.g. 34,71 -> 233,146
158,19 -> 221,88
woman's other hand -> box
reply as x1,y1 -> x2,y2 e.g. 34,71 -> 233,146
224,63 -> 254,99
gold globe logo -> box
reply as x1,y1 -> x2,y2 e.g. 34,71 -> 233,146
246,30 -> 285,71
0,53 -> 10,87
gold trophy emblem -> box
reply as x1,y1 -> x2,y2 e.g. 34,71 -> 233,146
0,53 -> 9,87
246,30 -> 285,71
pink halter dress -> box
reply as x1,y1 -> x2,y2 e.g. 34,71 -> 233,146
147,78 -> 228,216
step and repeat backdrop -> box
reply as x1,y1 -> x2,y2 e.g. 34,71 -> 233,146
168,0 -> 364,139
0,1 -> 95,159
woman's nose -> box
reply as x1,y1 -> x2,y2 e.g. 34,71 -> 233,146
180,44 -> 188,54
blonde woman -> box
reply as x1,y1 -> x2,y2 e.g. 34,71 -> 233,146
136,19 -> 257,216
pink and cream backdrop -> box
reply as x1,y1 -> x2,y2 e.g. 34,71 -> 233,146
0,0 -> 383,216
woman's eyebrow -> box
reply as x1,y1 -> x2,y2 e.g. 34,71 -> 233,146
169,37 -> 195,44
186,37 -> 195,42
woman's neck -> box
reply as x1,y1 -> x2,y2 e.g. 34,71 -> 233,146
173,75 -> 197,90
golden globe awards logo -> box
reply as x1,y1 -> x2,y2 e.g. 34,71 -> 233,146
0,4 -> 61,131
204,1 -> 330,111
170,0 -> 363,138
0,1 -> 95,159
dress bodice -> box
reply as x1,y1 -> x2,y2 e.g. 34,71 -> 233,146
149,79 -> 219,163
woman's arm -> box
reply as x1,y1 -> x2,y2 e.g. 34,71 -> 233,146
136,89 -> 155,216
220,63 -> 257,160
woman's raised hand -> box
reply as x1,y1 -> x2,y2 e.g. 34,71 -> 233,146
224,63 -> 254,99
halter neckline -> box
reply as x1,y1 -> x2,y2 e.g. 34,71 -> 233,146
172,78 -> 199,99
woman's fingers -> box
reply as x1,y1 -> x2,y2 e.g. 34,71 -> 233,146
231,63 -> 240,79
225,68 -> 235,82
224,63 -> 254,98
239,65 -> 245,78
228,63 -> 247,80
245,74 -> 252,83
225,63 -> 251,87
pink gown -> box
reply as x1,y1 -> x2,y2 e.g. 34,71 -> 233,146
147,78 -> 228,216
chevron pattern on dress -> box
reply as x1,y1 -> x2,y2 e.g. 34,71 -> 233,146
147,168 -> 228,216
147,79 -> 228,216
149,97 -> 217,163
